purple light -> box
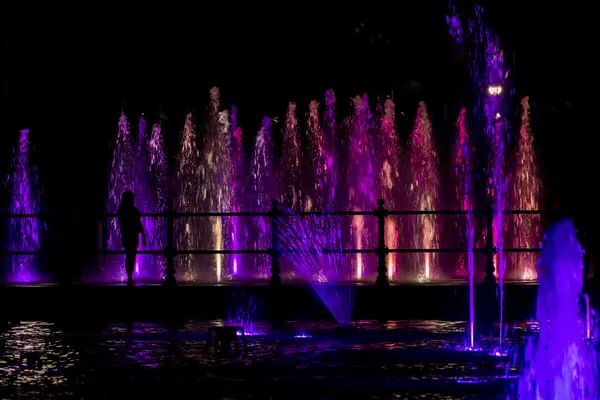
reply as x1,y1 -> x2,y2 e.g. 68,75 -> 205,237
7,128 -> 42,283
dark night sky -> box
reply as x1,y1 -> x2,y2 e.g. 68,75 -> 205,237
2,1 -> 594,217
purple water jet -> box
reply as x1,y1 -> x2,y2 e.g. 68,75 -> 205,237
514,219 -> 598,399
7,129 -> 42,283
454,109 -> 476,348
250,117 -> 276,279
230,105 -> 246,276
345,95 -> 376,280
375,98 -> 402,280
276,213 -> 354,324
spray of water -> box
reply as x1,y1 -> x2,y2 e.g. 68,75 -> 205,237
7,129 -> 42,283
454,109 -> 476,347
202,88 -> 233,282
377,98 -> 401,280
107,114 -> 135,281
276,213 -> 354,325
148,123 -> 167,278
230,105 -> 246,276
346,95 -> 375,280
409,102 -> 440,281
250,117 -> 276,279
281,102 -> 301,210
176,113 -> 202,281
509,97 -> 541,280
324,90 -> 338,210
514,219 -> 598,399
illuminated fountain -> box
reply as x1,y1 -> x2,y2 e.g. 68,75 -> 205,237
409,102 -> 440,281
513,219 -> 598,399
454,109 -> 476,348
508,97 -> 541,280
281,102 -> 302,210
345,95 -> 375,280
201,87 -> 233,282
250,117 -> 276,279
133,117 -> 161,279
6,129 -> 42,283
148,122 -> 167,278
106,113 -> 161,281
323,89 -> 338,211
376,98 -> 401,280
176,113 -> 202,282
230,105 -> 246,276
276,213 -> 354,325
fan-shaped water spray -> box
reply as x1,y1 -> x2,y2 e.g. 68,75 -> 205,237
7,129 -> 42,283
276,213 -> 354,325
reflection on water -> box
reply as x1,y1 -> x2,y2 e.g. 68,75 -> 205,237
0,319 -> 534,399
0,321 -> 78,393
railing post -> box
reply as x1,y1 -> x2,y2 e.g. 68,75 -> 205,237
483,198 -> 497,285
270,200 -> 281,286
375,198 -> 389,287
164,199 -> 177,286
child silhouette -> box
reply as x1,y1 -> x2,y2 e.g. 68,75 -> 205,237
117,190 -> 146,285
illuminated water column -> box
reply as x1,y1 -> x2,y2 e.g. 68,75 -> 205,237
376,98 -> 401,280
7,128 -> 42,283
409,102 -> 440,281
230,105 -> 246,276
202,87 -> 233,282
281,102 -> 302,210
508,97 -> 541,280
345,95 -> 375,280
176,113 -> 202,281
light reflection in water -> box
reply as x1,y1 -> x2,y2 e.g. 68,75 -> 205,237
0,321 -> 78,389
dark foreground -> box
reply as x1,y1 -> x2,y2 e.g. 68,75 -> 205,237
0,282 -> 595,399
0,319 -> 528,399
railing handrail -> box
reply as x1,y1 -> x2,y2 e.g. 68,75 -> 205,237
2,209 -> 556,218
0,199 -> 548,285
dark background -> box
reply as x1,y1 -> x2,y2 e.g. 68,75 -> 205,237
2,1 -> 593,223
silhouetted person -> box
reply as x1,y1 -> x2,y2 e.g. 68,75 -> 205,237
117,190 -> 146,285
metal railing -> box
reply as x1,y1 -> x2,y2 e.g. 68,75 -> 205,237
2,198 -> 548,286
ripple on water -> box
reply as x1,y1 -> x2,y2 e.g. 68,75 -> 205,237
0,319 -> 532,399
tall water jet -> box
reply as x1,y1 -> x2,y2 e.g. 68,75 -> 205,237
454,109 -> 476,347
281,102 -> 302,210
323,89 -> 338,210
508,97 -> 541,280
345,95 -> 375,280
409,102 -> 440,281
201,88 -> 233,282
305,100 -> 323,212
376,98 -> 401,280
276,213 -> 354,325
133,117 -> 160,279
250,117 -> 276,278
6,129 -> 42,283
230,105 -> 246,276
514,219 -> 598,399
148,122 -> 168,278
107,113 -> 136,281
176,113 -> 202,281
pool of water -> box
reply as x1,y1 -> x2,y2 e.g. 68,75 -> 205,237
0,319 -> 532,399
